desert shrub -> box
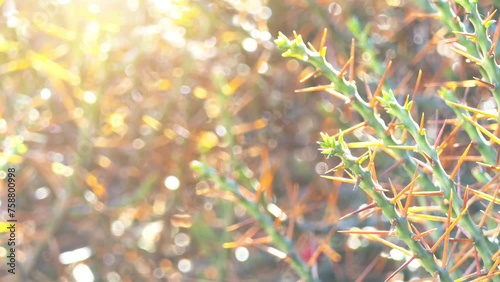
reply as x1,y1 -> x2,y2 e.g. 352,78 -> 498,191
194,0 -> 500,281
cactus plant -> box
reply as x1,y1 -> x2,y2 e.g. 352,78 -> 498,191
274,1 -> 500,281
192,0 -> 500,281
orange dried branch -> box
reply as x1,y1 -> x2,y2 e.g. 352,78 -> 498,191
411,28 -> 446,64
468,187 -> 500,205
475,249 -> 481,277
452,31 -> 477,42
325,88 -> 352,103
421,151 -> 435,166
338,229 -> 393,236
410,224 -> 432,251
406,191 -> 444,197
349,38 -> 355,82
295,85 -> 351,103
482,9 -> 497,25
236,225 -> 262,243
404,12 -> 441,24
307,42 -> 318,53
321,175 -> 357,184
437,121 -> 463,153
295,84 -> 334,93
408,206 -> 442,213
479,186 -> 499,227
319,28 -> 327,52
369,60 -> 392,108
430,205 -> 468,254
419,112 -> 426,135
381,159 -> 405,177
389,178 -> 405,213
391,175 -> 420,204
436,37 -> 459,44
493,249 -> 500,260
472,272 -> 500,282
355,256 -> 380,282
255,149 -> 277,201
480,211 -> 500,224
434,119 -> 448,148
473,77 -> 496,89
324,162 -> 345,174
361,233 -> 412,257
425,79 -> 485,89
388,145 -> 418,151
308,227 -> 340,266
363,73 -> 373,100
408,213 -> 448,223
226,218 -> 254,232
477,162 -> 500,171
449,238 -> 473,243
339,202 -> 377,221
410,157 -> 433,174
299,69 -> 320,83
368,146 -> 377,170
384,254 -> 417,282
463,185 -> 470,212
488,258 -> 500,275
411,70 -> 423,113
445,100 -> 497,119
492,125 -> 500,146
332,121 -> 367,138
320,244 -> 342,263
456,271 -> 486,282
450,246 -> 476,273
442,189 -> 454,268
412,228 -> 437,240
450,143 -> 472,180
347,141 -> 381,149
489,15 -> 500,56
402,175 -> 416,218
484,225 -> 500,235
450,46 -> 483,65
338,56 -> 354,78
386,117 -> 401,134
223,236 -> 272,248
440,156 -> 483,162
395,73 -> 413,96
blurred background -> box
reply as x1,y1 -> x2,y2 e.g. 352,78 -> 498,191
0,0 -> 496,281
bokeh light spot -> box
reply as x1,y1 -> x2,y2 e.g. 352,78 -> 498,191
60,247 -> 93,265
0,119 -> 6,134
164,175 -> 180,190
328,3 -> 342,16
198,131 -> 219,151
51,162 -> 74,177
40,88 -> 52,100
242,38 -> 258,52
83,91 -> 97,104
193,87 -> 208,99
174,232 -> 190,247
178,259 -> 192,273
132,138 -> 145,149
347,235 -> 361,250
386,0 -> 401,6
72,263 -> 94,282
34,187 -> 50,200
235,247 -> 249,262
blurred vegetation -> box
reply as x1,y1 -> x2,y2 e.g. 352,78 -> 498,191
0,0 -> 499,281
